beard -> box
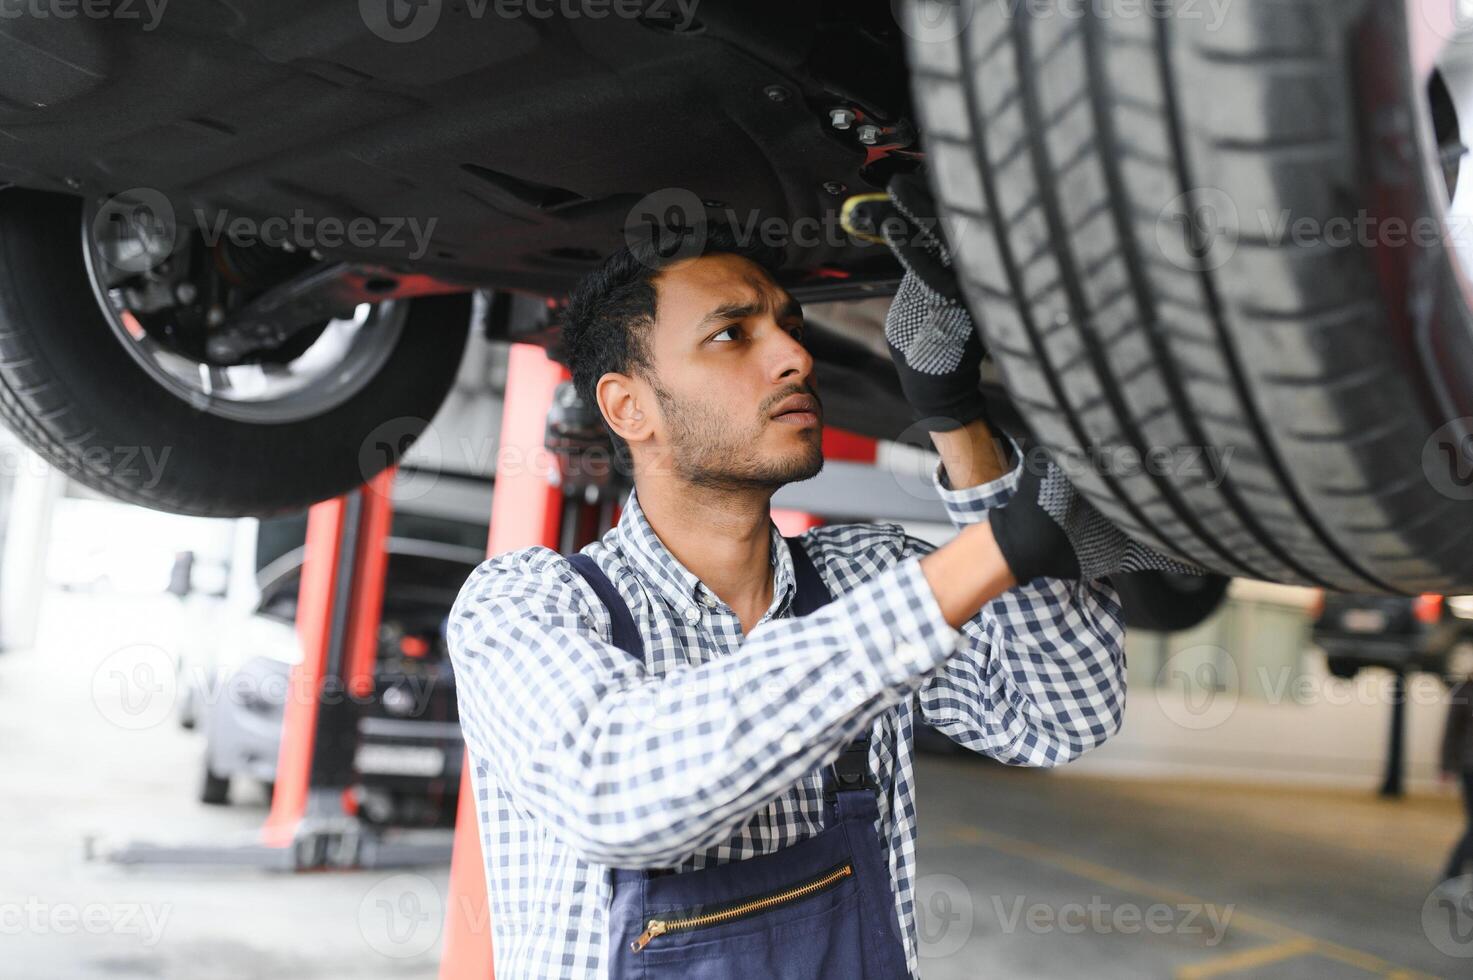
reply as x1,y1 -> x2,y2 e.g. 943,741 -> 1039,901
652,381 -> 824,492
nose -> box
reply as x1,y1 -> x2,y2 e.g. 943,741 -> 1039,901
766,323 -> 815,388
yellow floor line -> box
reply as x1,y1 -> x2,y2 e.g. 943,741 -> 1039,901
1173,937 -> 1318,978
946,824 -> 1441,980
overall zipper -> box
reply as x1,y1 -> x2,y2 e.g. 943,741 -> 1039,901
630,861 -> 854,952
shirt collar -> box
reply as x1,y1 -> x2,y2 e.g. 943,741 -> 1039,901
613,488 -> 798,621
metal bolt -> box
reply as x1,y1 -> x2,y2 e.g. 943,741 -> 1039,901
856,124 -> 882,146
829,108 -> 855,131
822,181 -> 847,196
174,282 -> 198,305
764,85 -> 791,104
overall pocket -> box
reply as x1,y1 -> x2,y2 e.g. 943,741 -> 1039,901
630,860 -> 855,953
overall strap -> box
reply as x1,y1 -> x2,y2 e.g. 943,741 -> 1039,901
566,553 -> 644,659
785,534 -> 835,615
785,537 -> 876,804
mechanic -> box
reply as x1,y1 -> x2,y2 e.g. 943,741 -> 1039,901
447,175 -> 1199,979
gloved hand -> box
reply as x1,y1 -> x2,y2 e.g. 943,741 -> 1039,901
850,172 -> 989,432
990,446 -> 1210,585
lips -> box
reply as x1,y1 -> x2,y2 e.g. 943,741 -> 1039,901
771,394 -> 820,420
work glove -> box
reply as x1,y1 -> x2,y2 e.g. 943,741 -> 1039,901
990,445 -> 1211,585
844,172 -> 989,432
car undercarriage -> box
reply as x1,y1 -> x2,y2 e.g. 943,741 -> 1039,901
2,0 -> 1473,595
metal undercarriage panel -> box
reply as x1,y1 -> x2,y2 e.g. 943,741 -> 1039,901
0,0 -> 913,296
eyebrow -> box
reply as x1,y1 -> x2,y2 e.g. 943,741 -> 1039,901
694,296 -> 805,333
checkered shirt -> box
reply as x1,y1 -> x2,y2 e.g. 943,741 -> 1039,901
447,443 -> 1125,979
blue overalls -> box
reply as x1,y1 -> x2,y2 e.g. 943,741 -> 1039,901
566,538 -> 912,979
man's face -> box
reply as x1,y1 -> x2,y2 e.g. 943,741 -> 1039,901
640,252 -> 824,491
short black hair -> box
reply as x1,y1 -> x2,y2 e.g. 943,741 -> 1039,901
559,226 -> 785,418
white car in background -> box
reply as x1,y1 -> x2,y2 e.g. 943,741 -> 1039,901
175,474 -> 491,826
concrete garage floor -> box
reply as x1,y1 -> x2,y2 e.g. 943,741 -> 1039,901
913,755 -> 1467,978
2,587 -> 1468,979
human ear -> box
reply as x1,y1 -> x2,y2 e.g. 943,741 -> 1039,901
597,373 -> 652,444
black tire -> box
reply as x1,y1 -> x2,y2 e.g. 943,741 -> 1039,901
0,189 -> 472,517
200,764 -> 230,806
1111,570 -> 1230,632
903,0 -> 1473,593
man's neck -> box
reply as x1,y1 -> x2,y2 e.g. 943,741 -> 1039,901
633,477 -> 776,629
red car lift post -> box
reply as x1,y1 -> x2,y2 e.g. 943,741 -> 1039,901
262,466 -> 393,861
441,343 -> 570,980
